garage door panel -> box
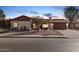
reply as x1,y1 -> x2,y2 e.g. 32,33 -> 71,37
53,23 -> 66,30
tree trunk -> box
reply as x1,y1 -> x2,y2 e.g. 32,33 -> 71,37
73,23 -> 75,29
37,25 -> 39,31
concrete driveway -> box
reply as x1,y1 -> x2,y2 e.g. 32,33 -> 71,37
57,30 -> 79,39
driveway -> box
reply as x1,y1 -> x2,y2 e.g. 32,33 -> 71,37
57,30 -> 79,39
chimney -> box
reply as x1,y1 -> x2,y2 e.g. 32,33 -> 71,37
49,17 -> 52,19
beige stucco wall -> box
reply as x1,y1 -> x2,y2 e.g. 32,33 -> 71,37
10,21 -> 31,30
49,23 -> 53,30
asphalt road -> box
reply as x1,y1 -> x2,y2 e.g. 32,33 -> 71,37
0,38 -> 79,52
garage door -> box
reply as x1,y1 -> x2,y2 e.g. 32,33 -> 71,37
53,23 -> 66,30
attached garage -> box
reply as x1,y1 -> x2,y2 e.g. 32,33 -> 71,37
50,19 -> 69,30
53,23 -> 66,30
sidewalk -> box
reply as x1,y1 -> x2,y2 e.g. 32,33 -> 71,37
9,35 -> 67,38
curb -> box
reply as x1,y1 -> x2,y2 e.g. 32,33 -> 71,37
0,35 -> 68,38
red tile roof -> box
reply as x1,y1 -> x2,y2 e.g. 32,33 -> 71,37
10,15 -> 31,21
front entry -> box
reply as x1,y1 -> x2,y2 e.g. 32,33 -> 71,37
42,23 -> 49,30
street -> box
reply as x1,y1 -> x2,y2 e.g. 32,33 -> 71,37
0,38 -> 79,52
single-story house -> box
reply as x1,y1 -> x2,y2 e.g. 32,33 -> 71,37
9,15 -> 69,31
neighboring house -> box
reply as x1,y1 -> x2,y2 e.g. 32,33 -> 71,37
9,15 -> 69,31
74,22 -> 79,29
10,15 -> 32,31
73,21 -> 79,29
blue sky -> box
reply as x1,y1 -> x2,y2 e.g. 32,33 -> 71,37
0,6 -> 79,19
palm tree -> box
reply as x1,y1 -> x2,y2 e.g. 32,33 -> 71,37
64,6 -> 79,29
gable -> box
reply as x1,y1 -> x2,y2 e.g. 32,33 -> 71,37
10,15 -> 31,21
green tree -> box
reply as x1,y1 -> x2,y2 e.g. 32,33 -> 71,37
0,20 -> 6,29
32,16 -> 42,31
5,20 -> 11,30
0,9 -> 5,20
0,9 -> 6,29
64,6 -> 79,29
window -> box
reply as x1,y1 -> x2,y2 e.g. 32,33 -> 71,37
42,24 -> 48,28
13,22 -> 18,28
